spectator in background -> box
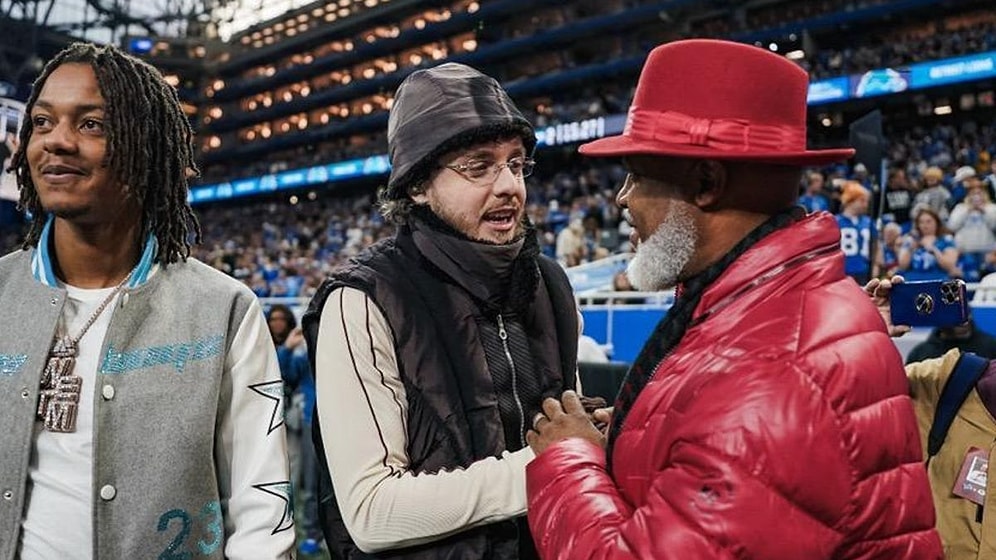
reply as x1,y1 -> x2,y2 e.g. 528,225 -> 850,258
915,166 -> 952,220
948,182 -> 996,282
581,210 -> 609,262
950,165 -> 978,207
906,316 -> 996,363
555,217 -> 587,266
267,305 -> 323,556
836,181 -> 873,284
852,162 -> 873,189
798,170 -> 830,213
867,276 -> 996,559
898,207 -> 961,281
983,158 -> 996,200
882,167 -> 917,228
875,221 -> 904,278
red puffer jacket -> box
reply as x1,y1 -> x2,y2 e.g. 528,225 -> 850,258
527,213 -> 942,559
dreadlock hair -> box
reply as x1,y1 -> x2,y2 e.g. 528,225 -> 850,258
10,42 -> 201,265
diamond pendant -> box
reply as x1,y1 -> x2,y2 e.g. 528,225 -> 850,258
38,335 -> 83,433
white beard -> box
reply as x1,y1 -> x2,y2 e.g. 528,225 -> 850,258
626,201 -> 698,291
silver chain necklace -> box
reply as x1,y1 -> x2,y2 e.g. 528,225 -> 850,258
37,272 -> 132,433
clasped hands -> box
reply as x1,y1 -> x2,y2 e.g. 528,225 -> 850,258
526,390 -> 613,454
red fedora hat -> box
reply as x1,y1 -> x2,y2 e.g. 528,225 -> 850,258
580,39 -> 854,166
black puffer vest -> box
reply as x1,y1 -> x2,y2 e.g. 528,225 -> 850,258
302,229 -> 578,559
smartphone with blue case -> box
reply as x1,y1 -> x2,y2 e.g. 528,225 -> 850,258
890,279 -> 968,327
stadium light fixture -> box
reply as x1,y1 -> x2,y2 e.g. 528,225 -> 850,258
933,105 -> 953,115
785,50 -> 805,60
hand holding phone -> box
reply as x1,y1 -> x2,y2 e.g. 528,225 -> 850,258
889,279 -> 968,327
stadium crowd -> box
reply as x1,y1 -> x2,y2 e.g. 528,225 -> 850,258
5,119 -> 996,298
197,6 -> 996,186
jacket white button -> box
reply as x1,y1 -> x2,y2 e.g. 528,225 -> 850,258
99,485 -> 116,501
20,388 -> 30,399
101,385 -> 115,400
50,297 -> 59,305
2,490 -> 12,501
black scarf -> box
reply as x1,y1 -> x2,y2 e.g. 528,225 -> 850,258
408,205 -> 540,316
605,207 -> 804,470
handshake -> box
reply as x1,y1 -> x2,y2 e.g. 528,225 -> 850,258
527,391 -> 613,455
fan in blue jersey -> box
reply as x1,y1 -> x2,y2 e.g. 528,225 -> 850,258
897,206 -> 962,281
836,181 -> 873,284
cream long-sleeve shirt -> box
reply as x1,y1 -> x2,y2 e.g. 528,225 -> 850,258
315,287 -> 538,554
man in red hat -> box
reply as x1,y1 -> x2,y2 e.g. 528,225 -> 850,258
524,39 -> 942,558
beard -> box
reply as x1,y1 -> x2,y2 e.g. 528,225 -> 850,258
626,201 -> 698,291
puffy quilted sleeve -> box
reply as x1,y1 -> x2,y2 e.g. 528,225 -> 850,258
527,438 -> 844,560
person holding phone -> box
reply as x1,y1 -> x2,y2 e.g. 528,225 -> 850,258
868,276 -> 996,559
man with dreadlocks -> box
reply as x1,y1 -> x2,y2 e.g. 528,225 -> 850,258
523,39 -> 943,558
0,43 -> 294,559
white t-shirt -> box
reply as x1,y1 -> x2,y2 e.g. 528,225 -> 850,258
19,284 -> 119,560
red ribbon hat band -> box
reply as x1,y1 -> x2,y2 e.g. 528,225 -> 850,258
580,39 -> 854,166
627,108 -> 808,153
